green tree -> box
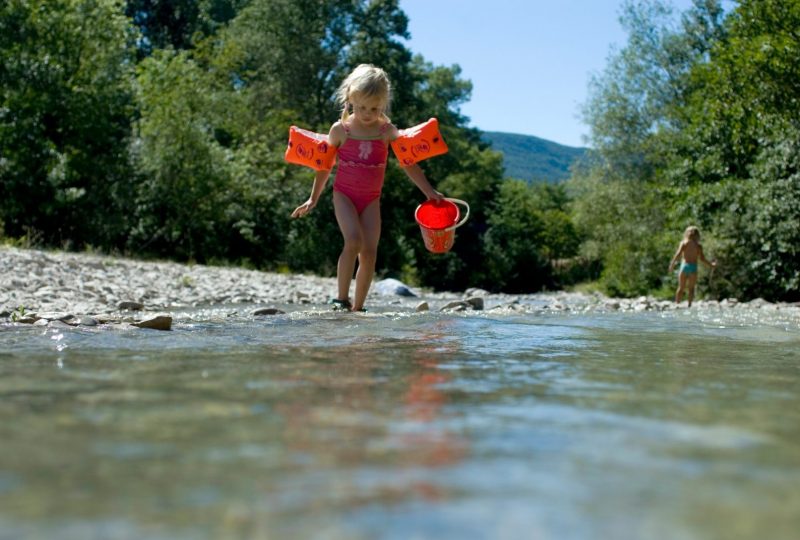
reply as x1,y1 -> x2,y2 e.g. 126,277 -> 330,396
571,0 -> 727,296
529,183 -> 581,264
482,180 -> 550,292
583,0 -> 726,175
223,0 -> 358,129
668,0 -> 800,299
0,0 -> 135,248
1,0 -> 560,295
131,50 -> 240,260
125,0 -> 244,55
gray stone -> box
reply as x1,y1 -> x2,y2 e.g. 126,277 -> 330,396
47,320 -> 73,328
132,315 -> 172,331
252,307 -> 285,316
37,312 -> 76,322
118,301 -> 144,311
465,296 -> 484,310
441,300 -> 468,312
464,288 -> 489,297
374,278 -> 418,297
415,301 -> 429,312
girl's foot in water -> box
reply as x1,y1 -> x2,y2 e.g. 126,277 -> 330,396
329,298 -> 352,311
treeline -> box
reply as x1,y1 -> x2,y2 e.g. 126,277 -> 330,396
0,0 -> 578,293
569,0 -> 800,301
1,0 -> 797,300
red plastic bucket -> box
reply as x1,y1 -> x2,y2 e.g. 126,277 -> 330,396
414,198 -> 470,253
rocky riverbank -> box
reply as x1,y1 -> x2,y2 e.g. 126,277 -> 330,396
2,246 -> 798,330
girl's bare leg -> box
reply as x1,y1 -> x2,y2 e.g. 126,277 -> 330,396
687,274 -> 698,307
333,192 -> 362,304
352,199 -> 381,311
675,272 -> 687,304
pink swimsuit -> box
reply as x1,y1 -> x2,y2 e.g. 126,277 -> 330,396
333,123 -> 389,214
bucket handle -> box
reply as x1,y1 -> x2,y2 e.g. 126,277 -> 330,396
444,198 -> 470,231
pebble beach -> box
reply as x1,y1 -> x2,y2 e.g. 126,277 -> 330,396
2,246 -> 798,330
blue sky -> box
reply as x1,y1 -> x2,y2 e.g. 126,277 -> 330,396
398,0 -> 709,148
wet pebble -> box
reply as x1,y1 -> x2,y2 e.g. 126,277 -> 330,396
132,315 -> 173,331
252,308 -> 285,316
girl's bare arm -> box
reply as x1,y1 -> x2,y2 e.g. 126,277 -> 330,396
401,163 -> 443,201
668,242 -> 684,272
698,246 -> 715,268
291,168 -> 331,218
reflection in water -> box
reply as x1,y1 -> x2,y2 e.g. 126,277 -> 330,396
398,331 -> 468,500
0,310 -> 799,538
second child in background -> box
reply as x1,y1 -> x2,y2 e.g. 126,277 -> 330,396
668,225 -> 716,307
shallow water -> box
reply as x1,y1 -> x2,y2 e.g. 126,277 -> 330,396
1,306 -> 799,539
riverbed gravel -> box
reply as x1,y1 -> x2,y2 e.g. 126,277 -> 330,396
2,246 -> 798,330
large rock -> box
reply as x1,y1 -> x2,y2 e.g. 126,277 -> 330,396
374,278 -> 418,297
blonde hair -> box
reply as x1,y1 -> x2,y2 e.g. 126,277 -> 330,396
683,226 -> 701,242
335,64 -> 391,123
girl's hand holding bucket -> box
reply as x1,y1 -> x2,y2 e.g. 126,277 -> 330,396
426,190 -> 445,203
414,198 -> 470,254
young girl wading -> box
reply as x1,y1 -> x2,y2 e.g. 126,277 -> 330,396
668,225 -> 716,307
291,64 -> 445,312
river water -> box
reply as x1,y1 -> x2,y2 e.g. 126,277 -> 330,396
1,303 -> 799,539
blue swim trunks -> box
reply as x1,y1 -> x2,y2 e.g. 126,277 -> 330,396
680,262 -> 698,275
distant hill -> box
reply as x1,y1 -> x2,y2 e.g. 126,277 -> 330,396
482,131 -> 587,183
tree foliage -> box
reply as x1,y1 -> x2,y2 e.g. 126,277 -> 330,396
570,0 -> 799,301
4,0 -> 796,299
0,0 -> 136,248
669,0 -> 800,299
0,0 -> 528,291
125,0 -> 244,55
131,50 -> 241,260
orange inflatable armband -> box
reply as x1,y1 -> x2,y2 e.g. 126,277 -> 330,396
391,118 -> 448,166
284,126 -> 337,171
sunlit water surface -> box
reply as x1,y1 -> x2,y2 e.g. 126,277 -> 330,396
1,305 -> 799,539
